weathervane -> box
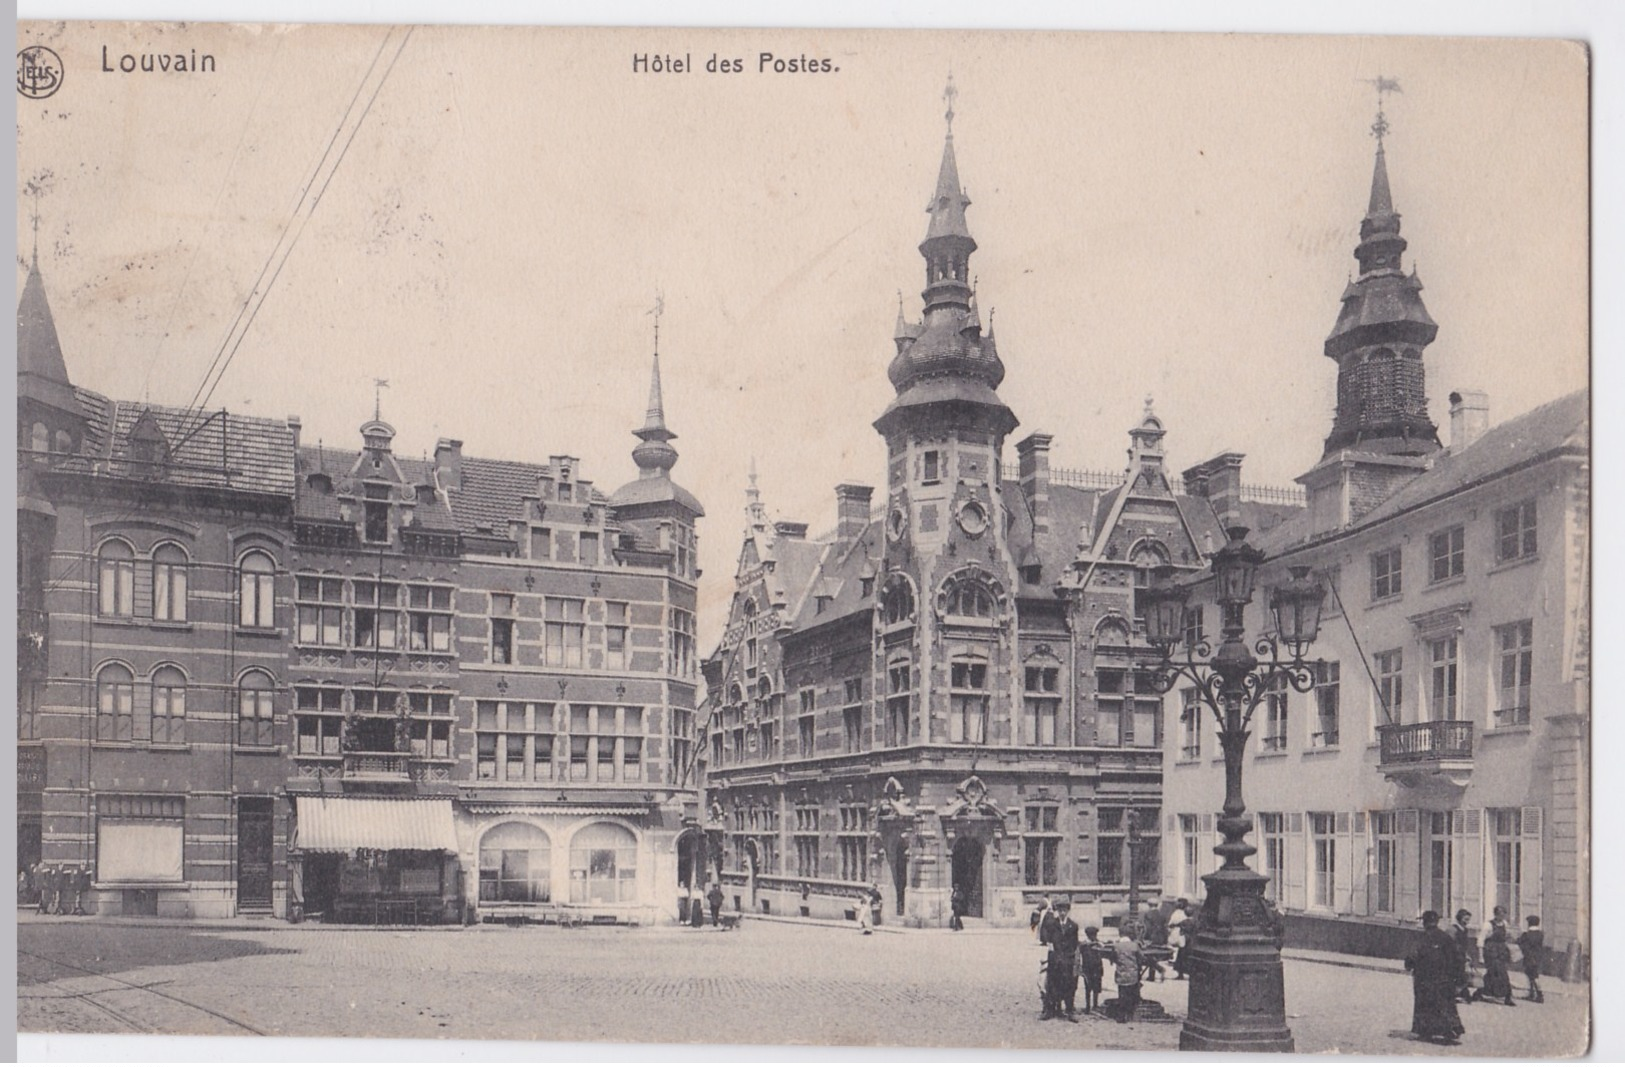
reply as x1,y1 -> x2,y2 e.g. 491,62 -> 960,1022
373,378 -> 389,421
943,71 -> 958,132
648,292 -> 664,355
1362,75 -> 1402,145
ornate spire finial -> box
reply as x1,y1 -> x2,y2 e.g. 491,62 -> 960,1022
373,378 -> 389,421
30,194 -> 40,270
1144,394 -> 1155,418
648,292 -> 664,355
1362,75 -> 1402,147
943,71 -> 957,134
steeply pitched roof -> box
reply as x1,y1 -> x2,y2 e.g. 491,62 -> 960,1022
17,263 -> 83,417
67,389 -> 295,495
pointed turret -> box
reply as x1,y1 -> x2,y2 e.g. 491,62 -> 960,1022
611,336 -> 703,517
17,258 -> 81,421
876,78 -> 1015,440
1321,102 -> 1440,457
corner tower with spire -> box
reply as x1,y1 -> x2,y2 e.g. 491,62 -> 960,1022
1321,90 -> 1440,457
1301,83 -> 1441,533
611,301 -> 705,580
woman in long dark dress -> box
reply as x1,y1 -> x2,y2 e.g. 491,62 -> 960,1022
1478,909 -> 1517,1006
1405,911 -> 1466,1044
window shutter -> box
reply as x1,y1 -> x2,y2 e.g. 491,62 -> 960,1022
1285,816 -> 1307,910
1520,806 -> 1544,920
1397,810 -> 1421,919
1350,814 -> 1369,916
1200,813 -> 1216,876
1460,809 -> 1483,920
1166,813 -> 1175,834
1333,814 -> 1353,913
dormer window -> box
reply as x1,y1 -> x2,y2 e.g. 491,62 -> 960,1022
364,500 -> 391,544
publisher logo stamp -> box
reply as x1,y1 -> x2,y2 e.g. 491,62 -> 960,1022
17,45 -> 63,99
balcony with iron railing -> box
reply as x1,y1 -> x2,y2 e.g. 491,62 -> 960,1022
343,751 -> 412,781
1376,720 -> 1474,787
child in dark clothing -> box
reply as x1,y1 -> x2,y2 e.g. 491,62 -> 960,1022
1516,916 -> 1545,1003
1080,926 -> 1106,1012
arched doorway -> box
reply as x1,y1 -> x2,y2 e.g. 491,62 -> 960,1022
479,822 -> 552,904
951,836 -> 985,919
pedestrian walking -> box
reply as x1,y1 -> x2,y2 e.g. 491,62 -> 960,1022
1476,908 -> 1517,1006
1516,916 -> 1545,1003
950,883 -> 967,931
1405,910 -> 1466,1045
1079,925 -> 1106,1013
1167,898 -> 1190,980
706,882 -> 724,927
855,890 -> 873,935
1039,898 -> 1080,1020
1142,903 -> 1169,982
1450,909 -> 1477,1003
1110,922 -> 1144,1022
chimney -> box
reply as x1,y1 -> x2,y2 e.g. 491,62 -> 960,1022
835,484 -> 874,542
1448,391 -> 1489,452
1205,452 -> 1247,529
434,438 -> 463,490
1180,461 -> 1211,499
1015,432 -> 1054,539
773,520 -> 809,541
286,416 -> 302,452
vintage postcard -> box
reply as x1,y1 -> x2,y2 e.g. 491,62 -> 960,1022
15,21 -> 1589,1057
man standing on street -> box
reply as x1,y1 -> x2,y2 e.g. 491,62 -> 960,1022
1040,898 -> 1081,1020
707,882 -> 725,927
1110,921 -> 1145,1022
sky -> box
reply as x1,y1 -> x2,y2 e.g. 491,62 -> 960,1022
15,25 -> 1589,649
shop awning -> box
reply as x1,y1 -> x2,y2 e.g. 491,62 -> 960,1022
292,796 -> 458,853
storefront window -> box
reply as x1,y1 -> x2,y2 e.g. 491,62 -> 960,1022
479,822 -> 551,904
569,822 -> 637,904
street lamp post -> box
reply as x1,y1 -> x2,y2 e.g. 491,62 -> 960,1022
1140,526 -> 1326,1053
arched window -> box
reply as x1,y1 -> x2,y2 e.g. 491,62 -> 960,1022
1131,543 -> 1169,629
152,544 -> 189,623
30,422 -> 48,454
946,579 -> 995,619
237,669 -> 275,746
478,822 -> 552,904
151,665 -> 187,744
569,822 -> 638,904
882,578 -> 915,626
95,663 -> 135,741
98,540 -> 135,618
53,430 -> 71,454
238,550 -> 276,629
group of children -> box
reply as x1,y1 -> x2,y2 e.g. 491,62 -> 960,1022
1452,907 -> 1546,1006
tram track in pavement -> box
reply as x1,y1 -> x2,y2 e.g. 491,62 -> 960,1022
18,947 -> 267,1036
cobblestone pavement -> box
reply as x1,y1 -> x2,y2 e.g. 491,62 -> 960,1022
17,915 -> 1590,1056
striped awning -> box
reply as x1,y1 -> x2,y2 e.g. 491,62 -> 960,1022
292,796 -> 457,853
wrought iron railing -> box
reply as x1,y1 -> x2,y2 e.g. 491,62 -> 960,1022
343,751 -> 411,780
1377,720 -> 1474,764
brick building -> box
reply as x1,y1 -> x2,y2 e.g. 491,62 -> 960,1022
18,251 -> 705,923
698,106 -> 1298,929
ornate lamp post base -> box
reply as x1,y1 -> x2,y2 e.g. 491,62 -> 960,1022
1178,868 -> 1293,1053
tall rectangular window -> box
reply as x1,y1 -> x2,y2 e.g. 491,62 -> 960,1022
1023,804 -> 1060,886
579,532 -> 600,566
1374,649 -> 1404,728
1427,810 -> 1460,917
1373,812 -> 1398,914
669,608 -> 696,677
604,601 -> 629,670
886,663 -> 912,746
1261,674 -> 1289,751
921,449 -> 941,483
364,500 -> 390,543
1131,670 -> 1161,749
838,805 -> 869,882
1182,605 -> 1206,649
1489,808 -> 1523,921
842,678 -> 863,753
98,542 -> 135,618
489,593 -> 515,665
1023,666 -> 1060,746
1097,807 -> 1125,886
1494,620 -> 1533,727
294,686 -> 343,756
545,597 -> 585,667
1310,812 -> 1337,909
1429,636 -> 1459,720
1495,499 -> 1537,563
1258,812 -> 1286,899
1370,546 -> 1403,600
1429,525 -> 1465,584
151,546 -> 189,622
530,527 -> 552,561
1179,687 -> 1202,760
1311,661 -> 1340,747
1096,668 -> 1125,746
296,575 -> 344,646
1180,814 -> 1201,896
949,660 -> 988,744
238,552 -> 276,628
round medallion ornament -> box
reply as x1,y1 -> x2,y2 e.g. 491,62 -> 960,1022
957,500 -> 989,537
